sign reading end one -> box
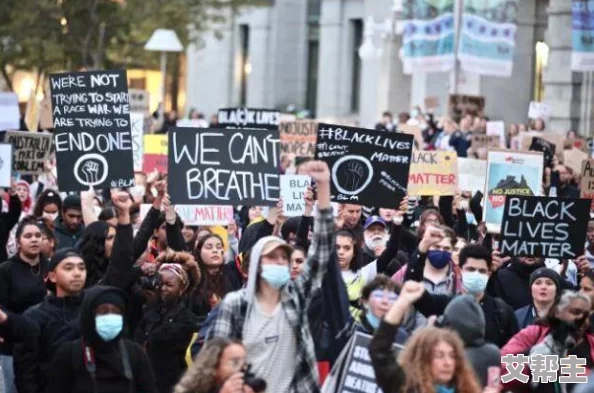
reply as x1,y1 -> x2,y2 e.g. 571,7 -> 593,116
500,196 -> 590,259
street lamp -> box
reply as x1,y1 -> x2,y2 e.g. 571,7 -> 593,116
144,29 -> 184,119
358,16 -> 393,60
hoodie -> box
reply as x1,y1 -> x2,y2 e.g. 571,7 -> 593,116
54,217 -> 84,250
443,295 -> 501,387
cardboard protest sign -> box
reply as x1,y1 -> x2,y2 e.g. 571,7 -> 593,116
448,94 -> 485,119
334,332 -> 403,393
24,93 -> 40,132
139,204 -> 233,226
521,132 -> 564,157
408,151 -> 458,196
50,70 -> 131,132
458,157 -> 487,195
130,113 -> 144,171
50,70 -> 134,191
564,148 -> 588,174
581,159 -> 594,207
279,121 -> 317,157
424,96 -> 440,110
128,89 -> 150,113
471,134 -> 500,150
528,101 -> 551,120
143,134 -> 168,173
0,143 -> 12,188
501,196 -> 590,259
0,93 -> 20,131
486,121 -> 505,148
281,175 -> 311,217
530,137 -> 556,168
399,124 -> 424,148
1,131 -> 52,174
217,108 -> 280,130
315,123 -> 413,208
168,128 -> 280,206
39,96 -> 53,130
484,150 -> 544,233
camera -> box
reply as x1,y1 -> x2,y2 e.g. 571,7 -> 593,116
243,364 -> 266,393
138,274 -> 161,291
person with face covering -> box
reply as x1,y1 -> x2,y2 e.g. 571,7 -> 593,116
207,160 -> 334,393
514,268 -> 561,329
501,290 -> 594,393
135,250 -> 199,393
32,189 -> 62,225
45,286 -> 156,393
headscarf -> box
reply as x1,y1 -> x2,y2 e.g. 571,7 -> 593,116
159,263 -> 190,292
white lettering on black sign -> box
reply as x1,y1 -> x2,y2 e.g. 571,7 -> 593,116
501,196 -> 590,258
168,128 -> 280,205
217,108 -> 280,130
315,123 -> 413,208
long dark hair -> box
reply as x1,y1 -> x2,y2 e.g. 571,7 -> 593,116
77,221 -> 112,287
33,190 -> 62,218
336,229 -> 363,272
193,234 -> 226,314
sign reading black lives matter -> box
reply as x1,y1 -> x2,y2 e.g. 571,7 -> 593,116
501,196 -> 590,259
0,131 -> 52,174
50,70 -> 134,191
314,123 -> 413,208
168,127 -> 280,206
217,108 -> 280,130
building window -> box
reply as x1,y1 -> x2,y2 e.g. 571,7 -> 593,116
534,41 -> 549,102
239,24 -> 250,106
351,19 -> 363,113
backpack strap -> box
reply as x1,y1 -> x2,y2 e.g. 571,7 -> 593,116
82,341 -> 98,393
118,340 -> 134,393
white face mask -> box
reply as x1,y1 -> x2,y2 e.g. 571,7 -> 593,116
460,199 -> 470,211
42,211 -> 58,221
365,233 -> 389,250
130,185 -> 146,199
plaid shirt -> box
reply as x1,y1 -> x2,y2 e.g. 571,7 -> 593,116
207,208 -> 335,393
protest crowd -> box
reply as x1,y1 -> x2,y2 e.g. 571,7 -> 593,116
3,69 -> 594,393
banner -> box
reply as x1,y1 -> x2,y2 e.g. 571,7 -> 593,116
50,70 -> 134,191
315,123 -> 413,208
139,204 -> 233,226
458,157 -> 487,195
279,121 -> 317,157
458,0 -> 520,77
485,150 -> 543,233
0,143 -> 12,188
399,0 -> 456,74
168,128 -> 280,206
0,93 -> 20,131
501,196 -> 590,259
143,134 -> 168,173
130,113 -> 144,171
217,108 -> 280,130
280,175 -> 311,217
408,151 -> 458,196
1,131 -> 52,174
572,0 -> 594,71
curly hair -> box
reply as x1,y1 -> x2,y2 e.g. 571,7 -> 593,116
154,249 -> 201,293
399,327 -> 481,393
173,338 -> 243,393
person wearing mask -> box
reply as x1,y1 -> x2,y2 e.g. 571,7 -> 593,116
32,189 -> 62,225
514,268 -> 561,329
207,160 -> 333,393
45,286 -> 157,393
175,338 -> 263,393
436,295 -> 501,387
0,217 -> 49,393
369,281 -> 483,393
54,195 -> 84,249
501,290 -> 594,393
375,111 -> 395,132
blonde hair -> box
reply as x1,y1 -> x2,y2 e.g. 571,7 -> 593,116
174,338 -> 243,393
399,327 -> 481,393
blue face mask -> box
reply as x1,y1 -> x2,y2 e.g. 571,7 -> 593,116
261,265 -> 291,289
427,250 -> 451,269
365,309 -> 380,330
462,271 -> 489,295
95,314 -> 123,342
465,212 -> 477,226
436,385 -> 455,393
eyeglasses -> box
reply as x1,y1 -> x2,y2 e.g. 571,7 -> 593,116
370,290 -> 399,303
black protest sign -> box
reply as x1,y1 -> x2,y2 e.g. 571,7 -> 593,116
1,131 -> 52,174
530,137 -> 556,168
217,108 -> 280,130
50,70 -> 130,132
168,128 -> 280,205
336,332 -> 403,393
53,130 -> 134,191
501,196 -> 590,259
314,123 -> 413,208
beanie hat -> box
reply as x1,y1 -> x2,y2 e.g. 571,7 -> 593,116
92,290 -> 127,314
63,195 -> 81,210
49,248 -> 82,271
529,267 -> 561,296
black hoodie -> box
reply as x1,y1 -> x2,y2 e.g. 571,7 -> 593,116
45,286 -> 156,393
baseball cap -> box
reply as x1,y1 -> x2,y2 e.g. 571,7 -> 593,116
260,238 -> 293,258
364,215 -> 387,230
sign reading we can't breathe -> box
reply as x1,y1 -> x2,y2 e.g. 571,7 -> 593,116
501,196 -> 590,259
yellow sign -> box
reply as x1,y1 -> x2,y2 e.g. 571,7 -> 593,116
407,150 -> 458,196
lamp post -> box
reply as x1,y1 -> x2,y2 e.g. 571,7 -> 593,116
144,29 -> 184,119
358,16 -> 393,61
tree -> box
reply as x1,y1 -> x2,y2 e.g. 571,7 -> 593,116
0,0 -> 266,91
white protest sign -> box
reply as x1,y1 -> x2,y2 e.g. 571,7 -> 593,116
457,158 -> 487,195
139,204 -> 234,226
281,175 -> 311,217
0,93 -> 20,131
130,112 -> 144,171
0,143 -> 13,187
528,101 -> 551,120
486,121 -> 505,148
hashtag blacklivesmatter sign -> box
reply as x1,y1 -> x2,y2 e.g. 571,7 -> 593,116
49,70 -> 135,191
